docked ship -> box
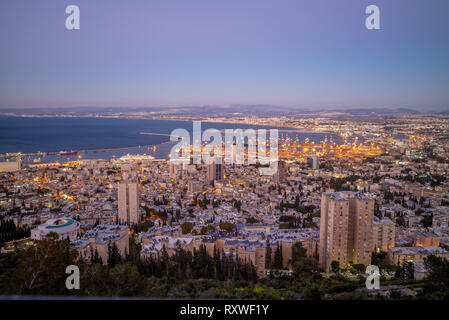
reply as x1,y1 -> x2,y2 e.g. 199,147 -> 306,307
115,154 -> 155,163
59,150 -> 78,156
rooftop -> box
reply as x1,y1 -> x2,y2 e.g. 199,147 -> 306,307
389,246 -> 449,255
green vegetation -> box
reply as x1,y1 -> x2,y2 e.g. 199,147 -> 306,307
245,217 -> 258,224
331,261 -> 340,274
218,222 -> 235,232
329,175 -> 361,191
133,220 -> 155,233
278,216 -> 301,229
180,222 -> 194,234
200,224 -> 215,234
422,255 -> 449,299
0,235 -> 448,299
0,217 -> 30,244
291,242 -> 317,280
2,233 -> 77,295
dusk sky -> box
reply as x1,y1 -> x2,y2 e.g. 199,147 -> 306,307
0,0 -> 448,111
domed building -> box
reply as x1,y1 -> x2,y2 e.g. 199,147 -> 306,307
31,217 -> 80,240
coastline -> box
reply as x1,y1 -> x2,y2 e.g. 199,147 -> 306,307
0,113 -> 338,135
0,115 -> 343,162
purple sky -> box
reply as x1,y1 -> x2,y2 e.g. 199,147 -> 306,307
0,0 -> 448,111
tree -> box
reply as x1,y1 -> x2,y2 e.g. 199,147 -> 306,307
125,237 -> 141,266
403,261 -> 414,280
80,263 -> 147,297
107,263 -> 148,296
331,260 -> 340,274
0,217 -> 31,244
415,208 -> 424,216
394,262 -> 404,279
200,224 -> 215,235
423,255 -> 449,299
7,233 -> 78,295
291,242 -> 317,279
213,245 -> 221,279
180,222 -> 194,234
133,220 -> 155,233
396,216 -> 406,227
233,200 -> 242,212
302,282 -> 325,300
351,264 -> 366,273
79,263 -> 109,296
371,250 -> 388,269
92,248 -> 103,265
273,244 -> 283,269
292,241 -> 307,261
246,217 -> 258,224
422,214 -> 433,228
219,222 -> 235,232
107,242 -> 122,267
265,239 -> 272,270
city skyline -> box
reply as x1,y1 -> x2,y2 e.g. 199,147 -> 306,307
2,0 -> 449,307
1,0 -> 449,111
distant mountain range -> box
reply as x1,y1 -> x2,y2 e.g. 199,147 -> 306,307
323,107 -> 421,115
0,105 -> 447,117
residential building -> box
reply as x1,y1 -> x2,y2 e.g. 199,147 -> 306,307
206,161 -> 223,184
319,192 -> 374,270
387,246 -> 449,266
118,182 -> 140,225
373,217 -> 395,252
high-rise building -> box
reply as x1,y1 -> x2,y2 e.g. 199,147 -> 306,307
188,181 -> 203,193
206,161 -> 223,184
373,217 -> 395,253
169,159 -> 182,179
319,192 -> 374,271
307,155 -> 319,170
118,182 -> 140,225
121,165 -> 138,181
272,160 -> 287,184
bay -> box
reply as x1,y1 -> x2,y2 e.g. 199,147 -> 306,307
0,116 -> 342,162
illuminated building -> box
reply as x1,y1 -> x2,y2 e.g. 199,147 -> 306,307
319,192 -> 374,271
387,246 -> 449,266
31,217 -> 80,240
206,160 -> 223,184
373,217 -> 395,252
118,181 -> 140,225
73,224 -> 130,265
169,159 -> 182,179
414,231 -> 440,247
307,155 -> 319,170
272,160 -> 287,184
187,181 -> 203,193
0,159 -> 21,172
